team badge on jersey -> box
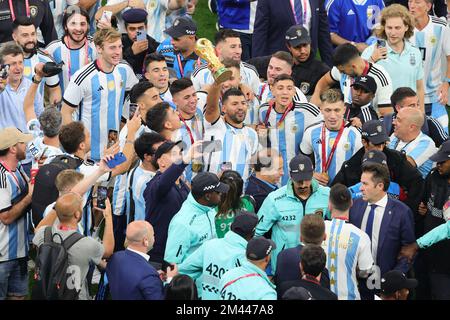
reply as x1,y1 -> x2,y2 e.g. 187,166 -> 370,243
23,66 -> 32,76
291,124 -> 298,133
410,53 -> 416,66
148,0 -> 157,9
30,6 -> 38,18
344,142 -> 351,151
300,82 -> 310,94
107,80 -> 115,91
430,36 -> 437,46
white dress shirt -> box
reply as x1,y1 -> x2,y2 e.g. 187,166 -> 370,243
127,247 -> 150,262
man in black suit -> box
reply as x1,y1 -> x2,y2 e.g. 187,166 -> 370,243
277,244 -> 338,300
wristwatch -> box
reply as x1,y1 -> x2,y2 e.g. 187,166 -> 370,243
32,75 -> 41,84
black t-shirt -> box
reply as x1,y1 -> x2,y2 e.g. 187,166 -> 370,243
278,279 -> 338,300
292,56 -> 330,96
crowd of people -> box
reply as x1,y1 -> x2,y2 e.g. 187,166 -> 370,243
0,0 -> 449,301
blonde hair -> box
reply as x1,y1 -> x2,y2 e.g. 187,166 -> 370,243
94,27 -> 121,48
55,169 -> 84,193
376,4 -> 415,40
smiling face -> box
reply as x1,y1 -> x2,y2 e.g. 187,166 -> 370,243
223,95 -> 248,125
97,38 -> 123,66
13,24 -> 37,54
173,86 -> 198,117
65,13 -> 89,44
267,57 -> 292,85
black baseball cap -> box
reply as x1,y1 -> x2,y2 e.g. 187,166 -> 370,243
430,140 -> 450,163
362,150 -> 387,166
289,154 -> 314,182
285,25 -> 311,47
191,172 -> 230,195
282,287 -> 315,300
381,270 -> 418,295
164,16 -> 197,38
230,210 -> 258,236
361,120 -> 389,145
351,75 -> 377,94
122,8 -> 148,23
246,237 -> 276,261
153,140 -> 183,162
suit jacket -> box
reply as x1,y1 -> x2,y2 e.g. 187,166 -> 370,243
277,279 -> 337,300
349,197 -> 415,276
106,250 -> 164,300
252,0 -> 333,66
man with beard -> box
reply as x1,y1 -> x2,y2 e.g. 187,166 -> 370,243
12,17 -> 61,106
61,27 -> 139,162
0,127 -> 34,300
46,6 -> 97,97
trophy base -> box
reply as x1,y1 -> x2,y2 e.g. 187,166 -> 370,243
213,68 -> 233,84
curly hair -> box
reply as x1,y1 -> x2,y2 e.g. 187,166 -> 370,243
376,4 -> 415,40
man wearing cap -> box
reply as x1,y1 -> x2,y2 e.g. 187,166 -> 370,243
332,119 -> 424,216
0,127 -> 34,300
389,107 -> 437,178
379,270 -> 417,300
345,76 -> 379,128
164,172 -> 229,265
256,154 -> 330,272
121,8 -> 159,78
179,211 -> 258,300
286,25 -> 330,96
218,237 -> 277,300
156,16 -> 202,80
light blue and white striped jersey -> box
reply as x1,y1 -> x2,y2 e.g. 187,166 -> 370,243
48,0 -> 74,38
161,87 -> 173,103
203,117 -> 259,185
23,50 -> 60,106
258,102 -> 322,185
330,64 -> 392,110
257,82 -> 308,105
410,16 -> 450,104
46,37 -> 97,94
126,166 -> 156,223
322,219 -> 374,300
63,61 -> 139,161
88,1 -> 102,36
26,119 -> 63,169
300,122 -> 363,184
192,62 -> 260,94
389,132 -> 437,178
0,163 -> 29,262
145,0 -> 170,42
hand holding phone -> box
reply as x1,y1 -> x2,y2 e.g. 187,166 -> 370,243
106,152 -> 127,169
101,10 -> 112,23
0,64 -> 9,79
129,103 -> 139,119
136,30 -> 146,42
97,186 -> 108,210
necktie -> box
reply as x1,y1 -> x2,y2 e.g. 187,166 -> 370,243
365,204 -> 377,241
294,0 -> 303,25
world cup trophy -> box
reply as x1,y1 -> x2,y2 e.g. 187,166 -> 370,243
195,38 -> 232,84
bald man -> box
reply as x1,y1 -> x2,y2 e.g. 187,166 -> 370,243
389,107 -> 438,178
33,193 -> 114,300
106,221 -> 179,300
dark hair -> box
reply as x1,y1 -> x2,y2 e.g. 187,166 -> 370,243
39,107 -> 62,138
59,122 -> 86,154
165,275 -> 198,300
330,184 -> 352,212
145,102 -> 171,133
12,16 -> 34,32
170,77 -> 194,96
390,87 -> 417,108
214,29 -> 241,45
134,132 -> 166,161
222,88 -> 245,104
273,73 -> 295,85
217,170 -> 244,216
144,52 -> 166,70
362,163 -> 390,191
300,244 -> 327,277
0,41 -> 24,64
332,43 -> 360,66
271,51 -> 294,67
130,81 -> 155,103
300,214 -> 325,245
62,5 -> 90,32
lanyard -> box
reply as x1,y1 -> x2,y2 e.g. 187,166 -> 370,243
290,0 -> 308,25
59,225 -> 77,231
334,216 -> 349,222
263,99 -> 294,128
9,0 -> 30,21
179,115 -> 195,144
259,83 -> 268,101
222,273 -> 261,291
176,54 -> 201,78
321,121 -> 345,173
344,105 -> 351,121
0,160 -> 21,190
362,61 -> 370,76
65,36 -> 90,80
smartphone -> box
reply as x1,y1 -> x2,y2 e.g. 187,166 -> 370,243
0,64 -> 9,79
136,29 -> 146,42
97,186 -> 108,210
106,152 -> 127,169
101,10 -> 112,23
201,140 -> 222,153
377,39 -> 386,48
220,162 -> 233,172
161,260 -> 174,271
129,103 -> 138,119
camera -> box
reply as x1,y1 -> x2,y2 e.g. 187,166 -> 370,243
0,64 -> 9,79
377,39 -> 386,48
42,61 -> 64,77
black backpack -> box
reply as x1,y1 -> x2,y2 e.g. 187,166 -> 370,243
31,227 -> 84,300
32,155 -> 83,227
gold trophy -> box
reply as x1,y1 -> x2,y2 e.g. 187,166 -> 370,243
195,38 -> 232,84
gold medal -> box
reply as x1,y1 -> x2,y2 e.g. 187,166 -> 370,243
323,172 -> 329,179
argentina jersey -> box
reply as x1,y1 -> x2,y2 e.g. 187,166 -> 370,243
349,181 -> 401,200
258,102 -> 322,185
192,61 -> 260,94
126,166 -> 156,223
257,82 -> 308,105
323,219 -> 374,300
300,122 -> 363,184
0,163 -> 29,262
48,0 -> 70,38
203,117 -> 259,184
23,50 -> 60,105
88,1 -> 102,36
145,0 -> 170,42
389,132 -> 437,178
63,61 -> 139,161
46,37 -> 97,94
